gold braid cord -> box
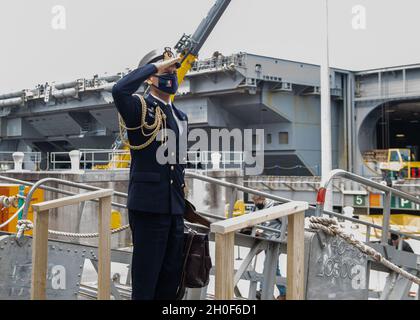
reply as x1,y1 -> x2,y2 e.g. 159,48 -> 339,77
118,94 -> 167,150
309,216 -> 420,286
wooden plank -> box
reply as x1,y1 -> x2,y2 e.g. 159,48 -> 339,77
31,189 -> 113,212
211,201 -> 308,235
97,195 -> 111,300
286,211 -> 305,300
31,209 -> 49,300
214,232 -> 234,300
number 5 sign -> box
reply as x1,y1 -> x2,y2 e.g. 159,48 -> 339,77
353,195 -> 366,207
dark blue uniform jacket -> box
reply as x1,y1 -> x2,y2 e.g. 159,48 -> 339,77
112,63 -> 188,215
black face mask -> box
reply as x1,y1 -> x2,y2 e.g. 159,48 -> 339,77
256,203 -> 265,210
390,234 -> 399,241
152,72 -> 179,94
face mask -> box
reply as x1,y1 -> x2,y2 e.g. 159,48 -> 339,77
256,203 -> 265,210
152,73 -> 178,94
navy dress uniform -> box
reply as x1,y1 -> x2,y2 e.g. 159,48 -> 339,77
112,51 -> 188,300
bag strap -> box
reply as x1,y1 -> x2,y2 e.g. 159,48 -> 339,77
184,199 -> 211,228
176,226 -> 196,300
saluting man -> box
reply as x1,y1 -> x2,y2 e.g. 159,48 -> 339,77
112,48 -> 188,300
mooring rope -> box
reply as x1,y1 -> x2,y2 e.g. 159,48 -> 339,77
46,224 -> 130,238
308,216 -> 420,286
13,219 -> 130,239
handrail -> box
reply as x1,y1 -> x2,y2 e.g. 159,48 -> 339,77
19,177 -> 128,222
186,171 -> 420,242
0,175 -> 127,212
211,201 -> 307,300
2,170 -> 420,242
318,169 -> 420,207
316,169 -> 420,244
50,149 -> 130,171
31,188 -> 113,300
31,189 -> 113,212
186,171 -> 292,202
211,201 -> 307,234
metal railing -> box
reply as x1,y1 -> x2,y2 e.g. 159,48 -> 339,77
191,53 -> 246,73
0,151 -> 41,171
1,168 -> 418,245
186,171 -> 420,243
187,151 -> 244,172
315,169 -> 420,244
50,149 -> 130,170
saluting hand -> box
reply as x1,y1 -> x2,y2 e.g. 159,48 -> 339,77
153,57 -> 182,75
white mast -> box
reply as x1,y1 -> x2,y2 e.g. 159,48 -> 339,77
320,0 -> 333,212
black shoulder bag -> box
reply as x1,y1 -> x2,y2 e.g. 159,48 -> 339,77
176,200 -> 212,300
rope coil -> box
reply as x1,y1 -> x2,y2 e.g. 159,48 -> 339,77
0,195 -> 19,209
16,219 -> 33,238
309,216 -> 420,286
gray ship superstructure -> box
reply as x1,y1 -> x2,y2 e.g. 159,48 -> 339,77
1,52 -> 419,176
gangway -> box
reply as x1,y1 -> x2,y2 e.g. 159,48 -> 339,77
0,169 -> 419,299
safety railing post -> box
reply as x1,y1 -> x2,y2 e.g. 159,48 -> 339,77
381,191 -> 392,244
286,211 -> 305,300
83,151 -> 87,171
97,195 -> 112,299
228,187 -> 237,219
366,225 -> 371,243
31,209 -> 50,300
214,232 -> 235,299
30,189 -> 113,300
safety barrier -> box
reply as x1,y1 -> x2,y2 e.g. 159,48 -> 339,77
191,52 -> 246,73
30,188 -> 113,300
1,168 -> 419,246
0,151 -> 41,171
50,149 -> 130,171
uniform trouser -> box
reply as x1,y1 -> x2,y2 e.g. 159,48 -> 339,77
128,210 -> 184,300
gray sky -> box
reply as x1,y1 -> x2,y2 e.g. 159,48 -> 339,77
1,0 -> 419,94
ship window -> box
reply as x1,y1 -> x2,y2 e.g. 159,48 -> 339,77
267,134 -> 272,144
278,132 -> 288,144
390,151 -> 400,162
400,150 -> 410,161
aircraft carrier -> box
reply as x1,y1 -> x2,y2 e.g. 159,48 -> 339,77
1,52 -> 419,178
0,0 -> 419,302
